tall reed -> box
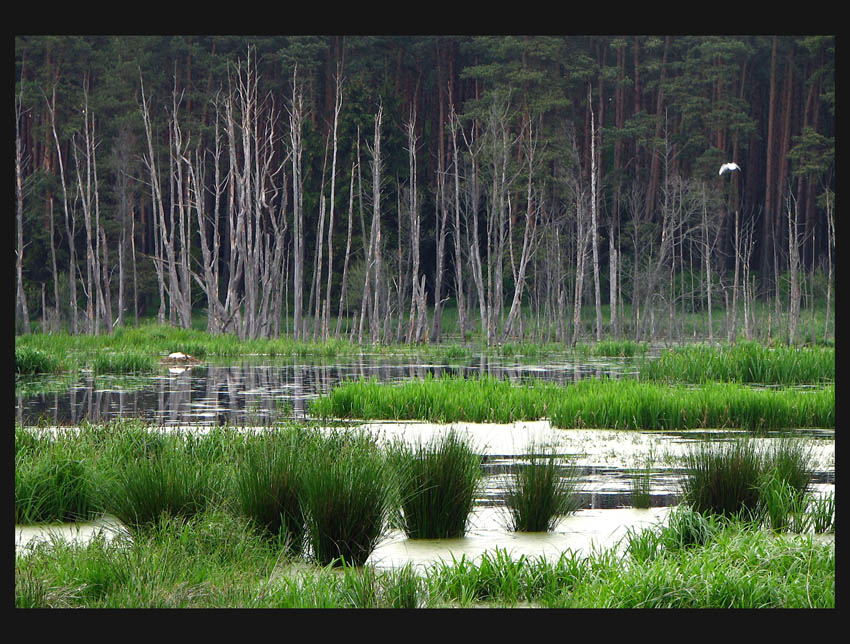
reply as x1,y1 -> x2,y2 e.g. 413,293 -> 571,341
100,434 -> 221,531
389,430 -> 482,539
640,341 -> 834,385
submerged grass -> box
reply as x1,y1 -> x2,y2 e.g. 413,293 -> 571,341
389,430 -> 482,539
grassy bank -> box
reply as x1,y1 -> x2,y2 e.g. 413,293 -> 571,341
309,375 -> 834,431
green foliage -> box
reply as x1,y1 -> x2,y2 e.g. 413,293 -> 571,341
504,445 -> 581,532
389,430 -> 482,539
298,431 -> 396,567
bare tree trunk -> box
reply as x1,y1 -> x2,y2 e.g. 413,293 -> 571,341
289,66 -> 305,340
786,191 -> 801,346
589,85 -> 603,341
405,109 -> 428,343
336,162 -> 356,338
323,69 -> 343,341
823,189 -> 834,343
364,104 -> 384,343
449,103 -> 468,340
15,75 -> 30,333
432,165 -> 449,343
460,119 -> 487,340
500,115 -> 541,344
47,88 -> 79,334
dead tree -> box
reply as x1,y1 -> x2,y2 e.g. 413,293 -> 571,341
500,115 -> 542,344
288,66 -> 306,340
15,68 -> 30,333
405,108 -> 428,343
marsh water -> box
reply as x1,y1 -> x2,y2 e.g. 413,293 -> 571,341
15,353 -> 835,566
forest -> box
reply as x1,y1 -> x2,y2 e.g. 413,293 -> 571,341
14,35 -> 835,346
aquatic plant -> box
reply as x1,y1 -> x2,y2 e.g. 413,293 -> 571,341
640,341 -> 834,385
680,438 -> 765,519
231,429 -> 307,553
101,436 -> 221,531
389,430 -> 482,539
92,351 -> 156,374
312,374 -> 834,431
299,430 -> 395,567
15,346 -> 63,375
15,440 -> 96,524
504,445 -> 581,532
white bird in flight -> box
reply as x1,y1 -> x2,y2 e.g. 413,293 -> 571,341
719,162 -> 741,176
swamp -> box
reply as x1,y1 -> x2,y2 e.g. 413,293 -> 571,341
14,35 -> 835,608
14,325 -> 835,608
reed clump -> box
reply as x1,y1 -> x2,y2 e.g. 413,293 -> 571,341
100,433 -> 222,531
680,436 -> 816,524
389,430 -> 482,539
298,430 -> 396,567
92,351 -> 156,374
231,428 -> 307,553
15,346 -> 63,375
15,429 -> 97,524
504,445 -> 581,532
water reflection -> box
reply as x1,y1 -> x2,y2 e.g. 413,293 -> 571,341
16,354 -> 639,427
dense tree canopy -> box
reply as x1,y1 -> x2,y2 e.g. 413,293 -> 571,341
14,35 -> 834,344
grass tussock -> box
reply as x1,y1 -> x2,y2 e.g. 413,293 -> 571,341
298,431 -> 396,567
504,445 -> 581,532
389,431 -> 482,539
680,436 -> 819,529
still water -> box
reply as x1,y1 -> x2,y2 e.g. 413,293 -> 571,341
15,356 -> 834,567
15,354 -> 641,427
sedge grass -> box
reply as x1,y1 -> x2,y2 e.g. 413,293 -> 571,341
680,436 -> 817,523
298,430 -> 396,567
100,435 -> 222,532
231,428 -> 307,553
15,346 -> 64,375
311,374 -> 834,431
15,438 -> 97,524
640,341 -> 834,385
504,445 -> 581,532
389,430 -> 482,539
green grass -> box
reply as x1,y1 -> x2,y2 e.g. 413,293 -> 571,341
389,430 -> 482,539
679,436 -> 817,524
310,374 -> 834,431
298,430 -> 396,567
15,421 -> 834,608
15,346 -> 64,375
231,428 -> 309,553
504,445 -> 581,532
640,341 -> 834,385
99,434 -> 223,532
15,430 -> 97,524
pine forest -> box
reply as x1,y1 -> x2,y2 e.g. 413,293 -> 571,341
14,35 -> 835,346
